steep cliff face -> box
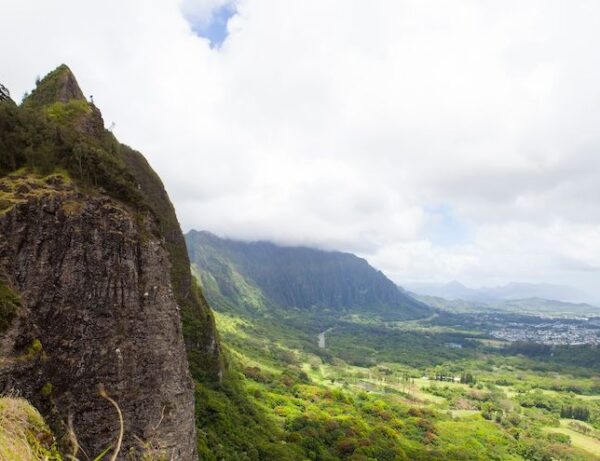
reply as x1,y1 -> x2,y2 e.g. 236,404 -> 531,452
0,173 -> 196,459
0,66 -> 222,460
118,147 -> 223,383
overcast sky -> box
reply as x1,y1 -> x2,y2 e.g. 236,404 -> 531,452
2,0 -> 600,298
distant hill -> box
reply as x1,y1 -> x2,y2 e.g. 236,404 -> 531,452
408,281 -> 475,300
407,281 -> 592,304
185,230 -> 431,320
413,293 -> 599,317
498,297 -> 600,316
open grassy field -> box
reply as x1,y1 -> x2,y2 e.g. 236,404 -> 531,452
544,420 -> 600,458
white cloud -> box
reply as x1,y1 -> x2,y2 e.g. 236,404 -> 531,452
1,0 -> 600,297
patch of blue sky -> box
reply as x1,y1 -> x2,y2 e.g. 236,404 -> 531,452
191,3 -> 236,49
424,204 -> 471,247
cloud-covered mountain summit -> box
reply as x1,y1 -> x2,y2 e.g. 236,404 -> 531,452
186,230 -> 430,320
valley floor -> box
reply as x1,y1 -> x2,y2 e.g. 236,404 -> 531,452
202,308 -> 600,460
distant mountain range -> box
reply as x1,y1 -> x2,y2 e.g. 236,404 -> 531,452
415,294 -> 600,317
406,280 -> 592,304
407,281 -> 599,317
185,230 -> 431,320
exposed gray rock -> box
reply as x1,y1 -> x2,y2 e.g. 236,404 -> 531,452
0,177 -> 197,460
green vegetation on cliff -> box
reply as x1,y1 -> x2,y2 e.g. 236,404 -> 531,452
0,80 -> 141,205
0,280 -> 20,333
0,398 -> 62,461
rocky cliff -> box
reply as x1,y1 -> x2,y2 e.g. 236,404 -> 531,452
0,66 -> 222,460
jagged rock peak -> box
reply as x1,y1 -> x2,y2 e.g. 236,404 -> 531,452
24,64 -> 86,107
22,64 -> 105,137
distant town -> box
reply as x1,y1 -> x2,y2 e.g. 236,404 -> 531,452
490,317 -> 600,345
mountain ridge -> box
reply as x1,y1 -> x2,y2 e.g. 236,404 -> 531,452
186,230 -> 431,320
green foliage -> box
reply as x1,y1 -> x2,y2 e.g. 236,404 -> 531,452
518,390 -> 557,411
0,97 -> 144,205
561,405 -> 591,422
45,99 -> 90,124
0,100 -> 55,175
186,230 -> 431,320
181,281 -> 223,382
26,339 -> 43,357
435,420 -> 520,460
0,397 -> 63,461
0,279 -> 20,333
326,324 -> 476,368
506,342 -> 600,371
189,259 -> 600,460
40,383 -> 53,397
460,372 -> 476,384
195,371 -> 303,461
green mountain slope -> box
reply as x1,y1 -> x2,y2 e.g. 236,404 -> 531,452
186,230 -> 431,320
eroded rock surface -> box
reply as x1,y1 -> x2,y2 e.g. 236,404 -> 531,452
0,174 -> 197,460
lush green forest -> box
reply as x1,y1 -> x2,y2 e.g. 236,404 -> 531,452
189,232 -> 600,460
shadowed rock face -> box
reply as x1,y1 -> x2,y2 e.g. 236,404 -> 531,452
53,67 -> 85,102
0,175 -> 197,460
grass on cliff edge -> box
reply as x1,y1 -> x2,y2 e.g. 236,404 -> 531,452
0,280 -> 20,333
0,397 -> 62,461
